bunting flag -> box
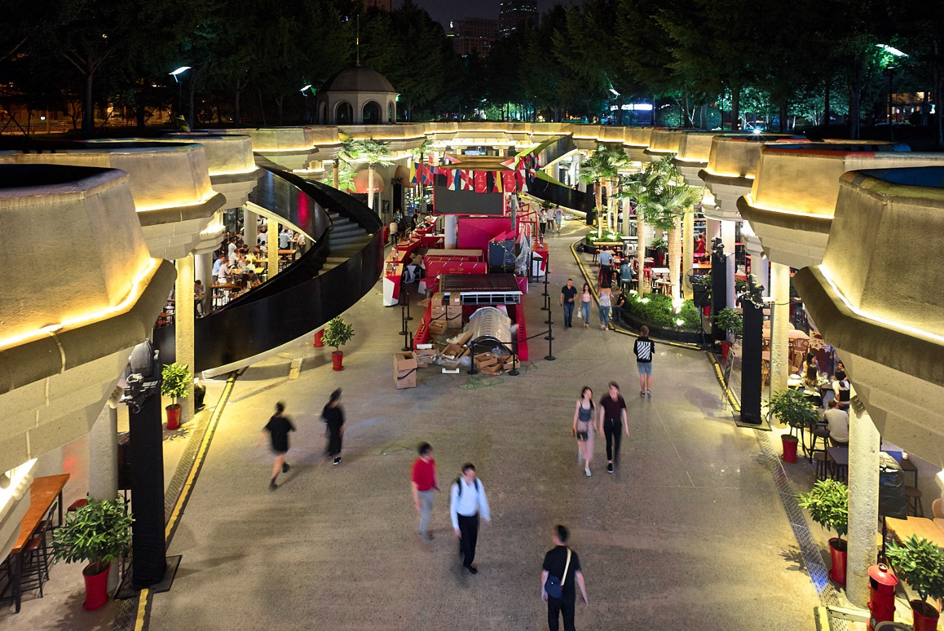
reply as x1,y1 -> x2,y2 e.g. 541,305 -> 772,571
491,171 -> 503,194
422,163 -> 434,186
444,169 -> 456,190
410,161 -> 418,184
502,170 -> 518,193
460,170 -> 474,191
473,171 -> 487,193
451,169 -> 462,191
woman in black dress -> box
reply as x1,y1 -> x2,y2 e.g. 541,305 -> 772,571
322,389 -> 345,465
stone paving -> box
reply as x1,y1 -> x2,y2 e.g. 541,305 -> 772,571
144,222 -> 819,630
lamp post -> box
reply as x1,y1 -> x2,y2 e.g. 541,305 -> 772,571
300,85 -> 313,123
169,66 -> 191,127
876,45 -> 908,143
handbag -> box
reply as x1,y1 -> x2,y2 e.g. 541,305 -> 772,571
544,548 -> 572,599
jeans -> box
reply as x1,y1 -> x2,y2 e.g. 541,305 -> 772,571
604,418 -> 622,465
548,596 -> 576,631
418,490 -> 434,534
599,306 -> 610,328
457,513 -> 479,568
580,302 -> 591,323
562,302 -> 574,327
611,305 -> 622,324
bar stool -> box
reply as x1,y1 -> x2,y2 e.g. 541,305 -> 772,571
808,424 -> 830,463
906,486 -> 924,517
813,452 -> 829,481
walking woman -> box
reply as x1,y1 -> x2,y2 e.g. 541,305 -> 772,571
572,387 -> 596,477
580,283 -> 592,328
598,284 -> 612,330
322,389 -> 345,465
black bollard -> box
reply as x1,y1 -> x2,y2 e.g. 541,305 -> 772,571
399,305 -> 409,336
508,338 -> 519,376
405,291 -> 413,321
545,320 -> 556,361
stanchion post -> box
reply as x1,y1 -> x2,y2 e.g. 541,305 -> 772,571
545,320 -> 556,361
508,337 -> 519,376
399,305 -> 409,336
405,290 -> 413,321
467,338 -> 479,375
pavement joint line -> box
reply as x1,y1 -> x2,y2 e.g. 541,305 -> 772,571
133,588 -> 150,631
568,239 -> 701,351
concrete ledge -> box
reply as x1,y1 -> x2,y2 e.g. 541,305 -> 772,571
136,191 -> 226,227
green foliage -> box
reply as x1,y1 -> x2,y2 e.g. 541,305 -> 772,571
621,157 -> 701,233
160,362 -> 191,402
678,300 -> 702,330
796,479 -> 849,541
323,317 -> 354,352
586,230 -> 621,243
766,388 -> 819,430
51,497 -> 132,575
651,236 -> 668,251
347,138 -> 393,169
886,535 -> 944,604
713,307 -> 743,338
625,293 -> 700,331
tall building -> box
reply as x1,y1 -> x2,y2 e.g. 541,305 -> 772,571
448,17 -> 499,58
499,0 -> 538,37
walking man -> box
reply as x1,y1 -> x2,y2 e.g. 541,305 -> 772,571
553,205 -> 563,235
597,382 -> 629,473
598,247 -> 613,286
411,442 -> 438,541
560,279 -> 577,328
259,402 -> 295,491
634,325 -> 655,397
450,463 -> 491,574
321,389 -> 345,465
542,525 -> 588,631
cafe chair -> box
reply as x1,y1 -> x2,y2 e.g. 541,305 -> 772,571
813,452 -> 829,481
905,486 -> 924,518
808,424 -> 830,463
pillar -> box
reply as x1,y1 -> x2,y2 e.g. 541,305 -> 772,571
194,252 -> 213,314
769,262 -> 791,394
243,207 -> 257,247
268,220 -> 280,280
707,218 -> 722,243
444,215 -> 457,250
720,220 -> 736,259
682,210 -> 694,299
846,408 -> 880,608
621,200 -> 631,237
88,391 -> 121,591
174,254 -> 195,424
751,254 -> 770,297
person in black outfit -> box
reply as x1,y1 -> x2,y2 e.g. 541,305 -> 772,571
542,525 -> 588,631
260,401 -> 295,491
559,279 -> 578,328
611,288 -> 626,325
322,389 -> 345,465
597,382 -> 629,474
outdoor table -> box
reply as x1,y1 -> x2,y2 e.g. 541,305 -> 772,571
5,474 -> 69,613
826,446 -> 849,481
886,516 -> 944,549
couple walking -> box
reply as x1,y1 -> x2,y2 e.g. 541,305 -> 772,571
572,382 -> 629,476
411,444 -> 491,575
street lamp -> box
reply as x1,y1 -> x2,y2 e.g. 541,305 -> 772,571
169,66 -> 190,125
300,85 -> 313,123
876,45 -> 908,141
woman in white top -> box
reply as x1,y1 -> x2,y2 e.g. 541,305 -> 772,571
580,284 -> 592,328
598,285 -> 612,330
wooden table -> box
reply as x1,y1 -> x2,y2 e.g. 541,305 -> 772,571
826,446 -> 849,481
886,516 -> 944,549
6,474 -> 69,613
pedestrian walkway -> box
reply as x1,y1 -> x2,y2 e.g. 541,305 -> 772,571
142,221 -> 818,630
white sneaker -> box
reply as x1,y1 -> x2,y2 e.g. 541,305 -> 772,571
585,466 -> 592,477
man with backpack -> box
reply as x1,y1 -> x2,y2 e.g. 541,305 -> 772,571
541,525 -> 588,631
450,463 -> 491,574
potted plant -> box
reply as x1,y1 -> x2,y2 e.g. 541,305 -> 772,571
51,497 -> 132,611
767,388 -> 818,463
713,307 -> 743,360
323,316 -> 354,371
160,362 -> 191,430
886,534 -> 944,631
796,479 -> 849,585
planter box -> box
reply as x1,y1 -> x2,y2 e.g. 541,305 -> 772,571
620,310 -> 703,345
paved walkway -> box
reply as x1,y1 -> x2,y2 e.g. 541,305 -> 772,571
137,222 -> 819,630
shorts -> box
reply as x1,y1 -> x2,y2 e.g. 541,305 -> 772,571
637,362 -> 652,375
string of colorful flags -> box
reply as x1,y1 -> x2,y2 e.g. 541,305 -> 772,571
408,153 -> 540,194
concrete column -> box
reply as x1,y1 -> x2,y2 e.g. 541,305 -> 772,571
846,408 -> 880,608
88,389 -> 121,591
707,218 -> 722,242
243,207 -> 257,247
720,220 -> 736,259
175,255 -> 195,423
621,200 -> 631,237
750,254 -> 770,297
268,220 -> 280,280
682,211 -> 694,299
444,215 -> 457,250
769,262 -> 791,394
194,252 -> 213,315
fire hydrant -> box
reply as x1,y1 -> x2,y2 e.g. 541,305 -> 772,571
868,563 -> 898,630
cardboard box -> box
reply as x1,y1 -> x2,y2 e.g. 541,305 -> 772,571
414,347 -> 437,368
449,292 -> 462,306
394,352 -> 418,389
474,352 -> 498,366
452,331 -> 473,346
428,319 -> 446,335
442,343 -> 467,360
502,356 -> 518,372
446,305 -> 462,329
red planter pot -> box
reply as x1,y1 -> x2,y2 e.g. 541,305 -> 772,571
166,404 -> 181,430
912,600 -> 941,631
781,435 -> 799,463
721,341 -> 732,360
828,538 -> 847,585
331,351 -> 344,371
83,563 -> 110,611
314,330 -> 324,348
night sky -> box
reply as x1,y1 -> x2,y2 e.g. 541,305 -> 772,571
398,0 -> 571,28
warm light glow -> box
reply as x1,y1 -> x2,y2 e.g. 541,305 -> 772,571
135,192 -> 219,213
819,265 -> 944,345
741,193 -> 834,220
0,259 -> 158,351
209,166 -> 259,177
0,460 -> 36,508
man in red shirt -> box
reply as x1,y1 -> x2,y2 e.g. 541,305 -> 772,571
411,442 -> 438,541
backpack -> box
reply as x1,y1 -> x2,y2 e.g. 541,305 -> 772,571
454,477 -> 480,498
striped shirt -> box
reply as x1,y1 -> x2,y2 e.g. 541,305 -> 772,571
634,337 -> 654,363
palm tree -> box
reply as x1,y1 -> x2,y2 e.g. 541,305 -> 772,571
578,145 -> 626,237
347,138 -> 393,212
410,136 -> 434,165
624,157 -> 701,298
335,136 -> 357,190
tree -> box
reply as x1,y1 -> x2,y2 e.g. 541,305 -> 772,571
347,138 -> 392,211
